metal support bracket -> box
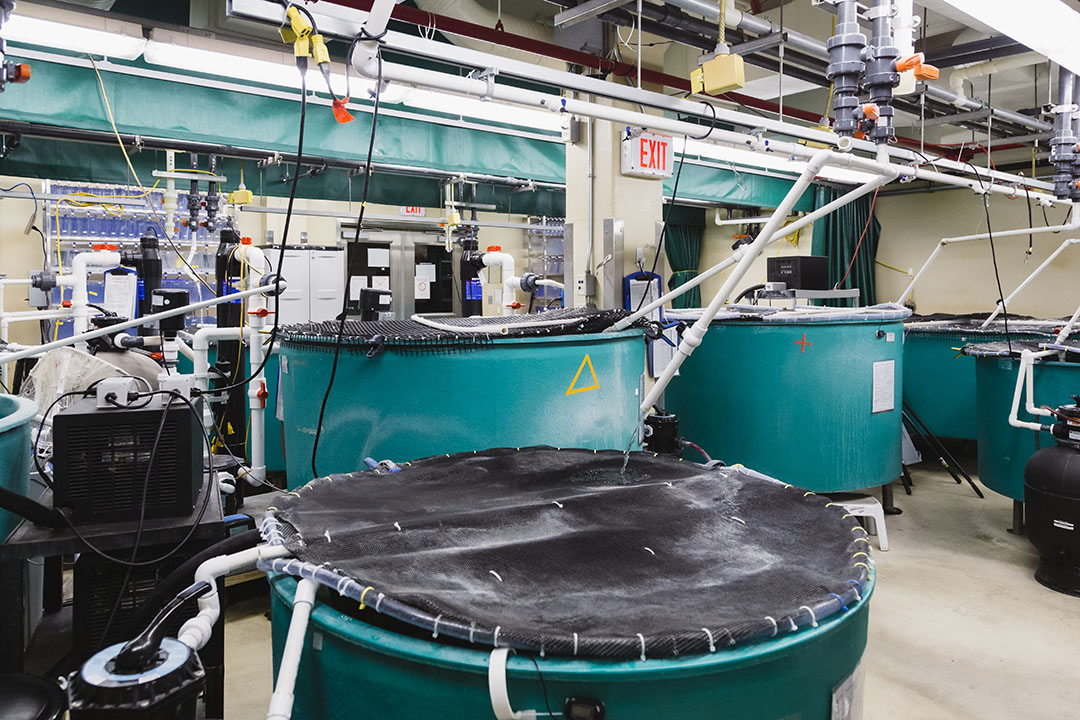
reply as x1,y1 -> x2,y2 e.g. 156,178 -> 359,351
920,107 -> 993,128
728,32 -> 788,58
470,67 -> 499,101
258,151 -> 282,169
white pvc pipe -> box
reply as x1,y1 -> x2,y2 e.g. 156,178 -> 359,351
1055,301 -> 1080,344
0,283 -> 283,366
640,147 -> 838,413
981,238 -> 1080,327
266,578 -> 317,720
535,278 -> 565,290
949,53 -> 1043,108
177,543 -> 291,651
897,215 -> 1080,305
410,313 -> 580,334
612,157 -> 895,332
68,250 -> 121,337
1008,349 -> 1058,431
482,251 -> 517,316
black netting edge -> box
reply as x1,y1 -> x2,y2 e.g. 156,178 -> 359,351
259,454 -> 873,661
277,309 -> 642,356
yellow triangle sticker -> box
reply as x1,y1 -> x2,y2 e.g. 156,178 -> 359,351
566,354 -> 599,396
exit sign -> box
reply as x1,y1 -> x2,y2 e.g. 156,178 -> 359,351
621,131 -> 674,179
400,206 -> 425,216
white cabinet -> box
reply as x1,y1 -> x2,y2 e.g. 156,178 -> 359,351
263,246 -> 344,325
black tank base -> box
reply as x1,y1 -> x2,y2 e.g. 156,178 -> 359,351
881,483 -> 903,515
1007,500 -> 1025,536
1035,557 -> 1080,597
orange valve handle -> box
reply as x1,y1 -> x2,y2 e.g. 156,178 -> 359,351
895,53 -> 925,73
914,64 -> 940,81
257,381 -> 268,408
248,307 -> 273,318
12,64 -> 30,83
862,103 -> 880,121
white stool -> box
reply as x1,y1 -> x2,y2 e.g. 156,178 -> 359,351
833,495 -> 889,551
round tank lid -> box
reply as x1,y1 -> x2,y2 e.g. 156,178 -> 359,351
486,245 -> 502,252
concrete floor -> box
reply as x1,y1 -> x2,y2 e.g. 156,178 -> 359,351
222,461 -> 1080,719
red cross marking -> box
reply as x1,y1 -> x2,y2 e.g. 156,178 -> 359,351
795,333 -> 812,353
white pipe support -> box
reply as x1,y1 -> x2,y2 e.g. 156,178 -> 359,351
190,326 -> 248,431
177,543 -> 291,651
0,283 -> 284,367
1009,349 -> 1057,431
1055,301 -> 1080,344
266,577 -> 318,720
639,148 -> 835,414
613,148 -> 896,332
981,238 -> 1080,327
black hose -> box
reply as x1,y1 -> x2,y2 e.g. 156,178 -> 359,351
0,484 -> 63,528
123,528 -> 262,636
734,284 -> 766,304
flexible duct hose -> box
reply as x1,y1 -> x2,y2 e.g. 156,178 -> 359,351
0,484 -> 63,528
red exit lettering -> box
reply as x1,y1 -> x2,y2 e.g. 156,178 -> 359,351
638,137 -> 669,171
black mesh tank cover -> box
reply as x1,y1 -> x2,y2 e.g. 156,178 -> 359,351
268,448 -> 871,660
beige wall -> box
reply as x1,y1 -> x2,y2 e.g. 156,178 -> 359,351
875,189 -> 1080,317
695,212 -> 816,308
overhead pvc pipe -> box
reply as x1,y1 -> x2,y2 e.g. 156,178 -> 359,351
611,161 -> 896,331
269,0 -> 1057,194
981,238 -> 1080,326
663,0 -> 1051,133
949,53 -> 1044,108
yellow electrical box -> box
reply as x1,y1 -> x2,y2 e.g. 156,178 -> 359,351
690,53 -> 746,95
229,188 -> 254,205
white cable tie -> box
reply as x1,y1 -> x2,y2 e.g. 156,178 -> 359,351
702,628 -> 716,653
552,500 -> 564,508
765,616 -> 778,637
470,623 -> 477,644
335,576 -> 350,595
375,592 -> 385,612
394,521 -> 402,531
493,626 -> 502,648
800,605 -> 819,628
489,570 -> 504,582
788,617 -> 798,632
643,546 -> 655,555
730,516 -> 746,525
637,633 -> 646,662
432,614 -> 442,639
573,632 -> 579,656
323,530 -> 332,543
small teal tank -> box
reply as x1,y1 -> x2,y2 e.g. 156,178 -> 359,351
0,395 -> 37,541
667,314 -> 905,492
278,330 -> 645,488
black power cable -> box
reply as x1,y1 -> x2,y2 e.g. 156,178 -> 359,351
982,193 -> 1013,354
204,66 -> 310,398
310,45 -> 384,480
634,133 -> 688,313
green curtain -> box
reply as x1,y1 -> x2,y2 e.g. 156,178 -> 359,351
665,224 -> 703,308
811,186 -> 881,307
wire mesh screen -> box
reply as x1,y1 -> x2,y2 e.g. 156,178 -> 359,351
278,308 -> 637,355
265,447 -> 871,660
906,313 -> 1061,340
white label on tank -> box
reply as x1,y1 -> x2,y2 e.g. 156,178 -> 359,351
1054,520 -> 1075,531
872,360 -> 895,414
886,332 -> 895,343
831,661 -> 864,720
280,355 -> 288,374
312,631 -> 323,650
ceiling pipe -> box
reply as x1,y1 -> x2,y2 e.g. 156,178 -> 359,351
949,52 -> 1044,108
663,0 -> 1052,133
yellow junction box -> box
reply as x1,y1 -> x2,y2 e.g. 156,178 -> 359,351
690,53 -> 746,95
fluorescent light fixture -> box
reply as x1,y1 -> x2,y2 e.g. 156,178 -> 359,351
677,137 -> 878,185
144,29 -> 562,134
3,12 -> 146,60
939,0 -> 1080,75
